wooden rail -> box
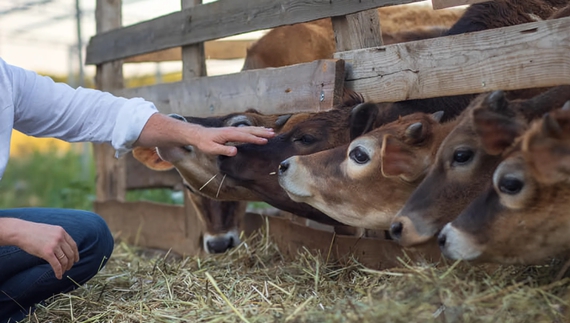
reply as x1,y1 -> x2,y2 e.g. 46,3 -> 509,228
113,59 -> 345,116
86,0 -> 421,65
336,17 -> 570,102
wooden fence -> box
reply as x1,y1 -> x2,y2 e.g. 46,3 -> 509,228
86,0 -> 570,268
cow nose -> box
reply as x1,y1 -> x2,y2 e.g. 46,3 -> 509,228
278,160 -> 290,175
206,237 -> 234,254
437,233 -> 447,249
390,221 -> 403,240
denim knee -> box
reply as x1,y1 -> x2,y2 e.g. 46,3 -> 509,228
77,211 -> 114,272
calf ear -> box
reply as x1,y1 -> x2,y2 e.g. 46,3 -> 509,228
350,102 -> 379,140
524,112 -> 570,183
381,134 -> 423,181
132,147 -> 174,171
341,88 -> 365,107
473,95 -> 525,155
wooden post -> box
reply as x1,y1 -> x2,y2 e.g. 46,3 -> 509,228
332,9 -> 384,52
330,8 -> 384,237
93,0 -> 126,202
181,0 -> 206,252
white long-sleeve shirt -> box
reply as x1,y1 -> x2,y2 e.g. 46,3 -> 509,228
0,58 -> 158,180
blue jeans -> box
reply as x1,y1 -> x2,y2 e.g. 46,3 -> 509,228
0,208 -> 114,323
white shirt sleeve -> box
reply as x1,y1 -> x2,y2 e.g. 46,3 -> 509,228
3,58 -> 158,157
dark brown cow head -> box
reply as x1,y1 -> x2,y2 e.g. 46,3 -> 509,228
390,85 -> 570,247
438,103 -> 570,264
277,111 -> 459,229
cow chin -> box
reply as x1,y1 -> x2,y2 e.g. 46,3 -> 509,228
438,223 -> 483,261
278,175 -> 312,202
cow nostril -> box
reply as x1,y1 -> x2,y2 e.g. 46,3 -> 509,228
206,238 -> 232,254
437,233 -> 447,249
278,160 -> 290,175
390,222 -> 403,240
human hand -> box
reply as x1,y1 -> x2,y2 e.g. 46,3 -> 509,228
194,126 -> 275,156
16,221 -> 80,279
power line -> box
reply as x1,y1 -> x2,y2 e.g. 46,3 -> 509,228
0,0 -> 55,15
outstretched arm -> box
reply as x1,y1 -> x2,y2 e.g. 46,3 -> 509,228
134,113 -> 274,156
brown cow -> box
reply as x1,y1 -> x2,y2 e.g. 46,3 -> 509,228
438,103 -> 570,264
242,4 -> 463,70
277,111 -> 459,229
390,85 -> 570,248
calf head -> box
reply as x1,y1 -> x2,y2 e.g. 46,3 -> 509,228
277,111 -> 458,229
217,102 -> 378,224
439,103 -> 570,264
390,86 -> 570,247
132,146 -> 248,254
133,111 -> 311,200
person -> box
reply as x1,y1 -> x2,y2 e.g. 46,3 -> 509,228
0,57 -> 274,322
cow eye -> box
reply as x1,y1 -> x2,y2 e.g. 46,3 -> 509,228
349,147 -> 370,164
452,149 -> 474,165
295,134 -> 316,145
498,176 -> 523,195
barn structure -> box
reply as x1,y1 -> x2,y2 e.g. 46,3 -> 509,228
85,0 -> 570,269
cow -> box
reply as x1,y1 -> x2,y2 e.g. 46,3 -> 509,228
276,110 -> 459,229
219,0 -> 569,225
242,4 -> 463,70
438,103 -> 570,265
390,85 -> 570,248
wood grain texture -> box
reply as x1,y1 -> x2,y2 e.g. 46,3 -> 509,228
335,17 -> 570,103
113,59 -> 345,116
94,200 -> 201,255
332,9 -> 384,52
264,212 -> 442,269
432,0 -> 488,10
94,0 -> 126,202
85,0 -> 421,65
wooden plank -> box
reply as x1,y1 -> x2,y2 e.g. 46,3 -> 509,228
334,17 -> 570,103
180,0 -> 207,250
93,0 -> 126,202
124,40 -> 256,63
264,212 -> 442,269
113,59 -> 345,116
332,9 -> 384,52
432,0 -> 488,10
94,200 -> 201,255
125,152 -> 182,190
85,0 -> 422,65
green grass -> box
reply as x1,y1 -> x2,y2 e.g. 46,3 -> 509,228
0,145 -> 182,210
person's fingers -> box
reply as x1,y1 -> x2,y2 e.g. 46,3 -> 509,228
59,243 -> 75,271
239,126 -> 275,138
223,129 -> 270,145
54,246 -> 71,272
216,145 -> 238,157
63,232 -> 80,263
48,252 -> 64,280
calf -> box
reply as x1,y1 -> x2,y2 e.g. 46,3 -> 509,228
242,4 -> 463,70
390,85 -> 570,248
277,111 -> 459,229
438,103 -> 570,264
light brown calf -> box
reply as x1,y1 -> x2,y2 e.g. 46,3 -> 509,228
390,85 -> 570,247
242,4 -> 463,70
438,103 -> 570,264
277,111 -> 458,229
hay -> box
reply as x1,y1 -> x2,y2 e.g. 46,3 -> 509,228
23,226 -> 570,323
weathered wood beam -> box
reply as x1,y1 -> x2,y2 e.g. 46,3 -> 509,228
86,0 -> 422,65
431,0 -> 488,10
113,59 -> 345,117
335,17 -> 570,103
93,0 -> 126,202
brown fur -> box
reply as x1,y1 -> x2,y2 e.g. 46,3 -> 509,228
440,107 -> 570,264
391,85 -> 570,248
242,4 -> 464,70
277,111 -> 457,229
